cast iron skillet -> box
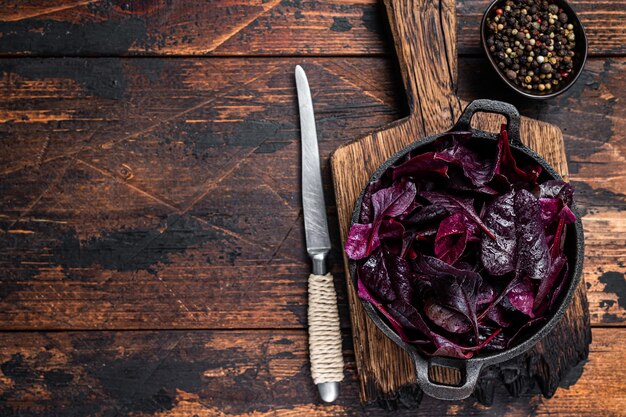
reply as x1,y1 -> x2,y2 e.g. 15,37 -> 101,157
349,99 -> 584,401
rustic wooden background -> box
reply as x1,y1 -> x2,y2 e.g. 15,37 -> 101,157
0,1 -> 624,416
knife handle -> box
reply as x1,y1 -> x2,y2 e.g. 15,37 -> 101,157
308,273 -> 344,386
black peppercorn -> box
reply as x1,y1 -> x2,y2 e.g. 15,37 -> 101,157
485,0 -> 578,93
540,62 -> 553,73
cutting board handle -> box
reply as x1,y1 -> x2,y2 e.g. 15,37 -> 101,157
383,0 -> 461,133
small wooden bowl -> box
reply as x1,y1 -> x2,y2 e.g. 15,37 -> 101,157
480,0 -> 588,99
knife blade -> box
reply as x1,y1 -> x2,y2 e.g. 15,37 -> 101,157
296,65 -> 332,265
296,65 -> 343,403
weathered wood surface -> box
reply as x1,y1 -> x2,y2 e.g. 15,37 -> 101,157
0,328 -> 623,416
0,57 -> 623,330
0,0 -> 623,56
0,0 -> 624,415
0,57 -> 407,330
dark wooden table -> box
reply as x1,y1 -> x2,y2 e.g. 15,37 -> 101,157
0,1 -> 624,416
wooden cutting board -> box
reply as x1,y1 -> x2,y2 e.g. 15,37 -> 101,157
330,0 -> 590,407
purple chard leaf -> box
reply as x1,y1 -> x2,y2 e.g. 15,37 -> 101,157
357,279 -> 409,341
480,191 -> 517,276
514,189 -> 551,282
345,223 -> 378,260
372,179 -> 418,218
533,254 -> 567,315
345,180 -> 417,260
357,248 -> 414,304
495,125 -> 542,187
434,212 -> 478,265
421,191 -> 496,240
435,136 -> 497,187
539,180 -> 574,206
415,255 -> 482,339
390,152 -> 449,181
424,299 -> 473,334
507,276 -> 536,317
358,249 -> 396,303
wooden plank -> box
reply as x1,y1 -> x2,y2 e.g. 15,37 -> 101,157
0,57 -> 624,330
0,57 -> 405,178
0,57 -> 404,330
0,0 -> 385,56
0,0 -> 623,56
0,328 -> 623,416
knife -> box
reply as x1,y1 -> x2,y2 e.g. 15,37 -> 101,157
295,65 -> 344,403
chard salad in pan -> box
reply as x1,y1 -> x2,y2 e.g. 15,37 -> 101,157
345,125 -> 576,359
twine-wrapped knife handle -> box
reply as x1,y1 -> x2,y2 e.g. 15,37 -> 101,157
308,273 -> 344,384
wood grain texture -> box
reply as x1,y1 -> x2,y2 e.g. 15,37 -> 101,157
0,57 -> 405,330
0,0 -> 623,415
0,328 -> 622,417
0,0 -> 623,56
331,0 -> 590,406
0,0 -> 385,56
0,56 -> 623,329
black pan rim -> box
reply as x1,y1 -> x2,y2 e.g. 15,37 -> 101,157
347,121 -> 584,369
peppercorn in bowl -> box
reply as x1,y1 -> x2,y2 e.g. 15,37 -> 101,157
481,0 -> 587,99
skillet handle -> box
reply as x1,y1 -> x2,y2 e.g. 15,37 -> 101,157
452,99 -> 522,146
412,352 -> 483,401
